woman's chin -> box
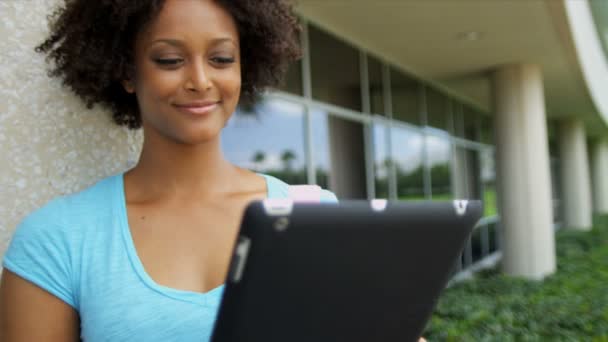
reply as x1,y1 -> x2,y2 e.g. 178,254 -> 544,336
172,129 -> 221,146
184,114 -> 229,143
144,114 -> 227,147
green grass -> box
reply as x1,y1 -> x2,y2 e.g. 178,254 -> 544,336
424,215 -> 608,341
483,189 -> 497,217
398,193 -> 452,201
398,189 -> 497,218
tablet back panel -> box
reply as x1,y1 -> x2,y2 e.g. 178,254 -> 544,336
212,200 -> 482,342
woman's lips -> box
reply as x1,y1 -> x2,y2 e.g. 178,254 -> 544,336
173,102 -> 219,116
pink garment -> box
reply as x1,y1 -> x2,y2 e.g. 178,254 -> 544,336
287,185 -> 322,203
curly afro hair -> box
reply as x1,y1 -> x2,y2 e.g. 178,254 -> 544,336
36,0 -> 302,129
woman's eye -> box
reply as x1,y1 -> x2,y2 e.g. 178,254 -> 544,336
212,57 -> 235,65
154,58 -> 183,66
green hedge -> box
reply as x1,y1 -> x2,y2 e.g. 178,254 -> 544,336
424,216 -> 608,341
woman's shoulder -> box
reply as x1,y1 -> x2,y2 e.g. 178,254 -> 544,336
14,173 -> 121,236
260,174 -> 338,203
3,173 -> 122,309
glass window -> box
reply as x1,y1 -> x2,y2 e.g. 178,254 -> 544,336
311,109 -> 367,199
373,120 -> 390,199
550,156 -> 562,223
480,115 -> 494,145
547,119 -> 561,222
426,87 -> 450,134
453,103 -> 465,137
392,126 -> 424,200
547,120 -> 559,158
547,121 -> 562,222
462,237 -> 473,268
452,146 -> 482,200
310,108 -> 331,190
330,116 -> 367,199
471,227 -> 483,263
487,222 -> 499,253
463,106 -> 480,141
368,55 -> 385,115
426,135 -> 452,200
451,147 -> 467,198
279,60 -> 303,96
309,24 -> 362,112
467,149 -> 482,200
471,223 -> 496,262
390,67 -> 421,125
480,149 -> 497,217
222,98 -> 307,185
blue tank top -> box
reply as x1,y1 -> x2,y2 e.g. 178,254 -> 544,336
3,173 -> 336,341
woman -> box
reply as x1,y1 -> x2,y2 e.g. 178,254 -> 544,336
0,0 -> 335,340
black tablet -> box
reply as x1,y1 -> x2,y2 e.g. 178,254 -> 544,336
211,199 -> 482,342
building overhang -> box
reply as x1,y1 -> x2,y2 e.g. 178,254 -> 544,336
296,0 -> 608,137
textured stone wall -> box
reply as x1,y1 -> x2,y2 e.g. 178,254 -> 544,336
0,0 -> 143,256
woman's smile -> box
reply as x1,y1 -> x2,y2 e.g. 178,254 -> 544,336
173,100 -> 221,116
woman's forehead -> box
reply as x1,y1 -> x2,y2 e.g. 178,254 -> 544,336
139,0 -> 239,46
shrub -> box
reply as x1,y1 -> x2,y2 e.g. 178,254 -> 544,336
424,216 -> 608,341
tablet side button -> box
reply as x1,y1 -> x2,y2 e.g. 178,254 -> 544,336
229,236 -> 251,283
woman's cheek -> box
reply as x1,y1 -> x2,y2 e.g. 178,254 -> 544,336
146,70 -> 185,99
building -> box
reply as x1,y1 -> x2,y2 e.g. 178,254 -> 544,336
222,0 -> 608,279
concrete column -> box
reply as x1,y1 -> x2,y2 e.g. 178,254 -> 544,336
451,147 -> 469,198
492,64 -> 556,279
450,107 -> 470,199
558,119 -> 593,230
450,147 -> 480,200
591,139 -> 608,214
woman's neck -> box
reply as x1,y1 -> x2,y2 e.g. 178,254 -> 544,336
125,132 -> 240,202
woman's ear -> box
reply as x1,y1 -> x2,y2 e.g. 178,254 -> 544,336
122,79 -> 135,94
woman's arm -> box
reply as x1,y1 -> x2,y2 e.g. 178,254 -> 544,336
0,269 -> 79,342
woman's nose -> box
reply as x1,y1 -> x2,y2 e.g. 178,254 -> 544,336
184,60 -> 212,92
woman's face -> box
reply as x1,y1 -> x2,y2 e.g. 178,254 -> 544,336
127,0 -> 241,145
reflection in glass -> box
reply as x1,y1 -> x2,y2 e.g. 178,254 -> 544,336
280,60 -> 303,96
311,109 -> 367,199
547,121 -> 562,223
550,156 -> 562,223
310,108 -> 332,190
487,222 -> 499,253
373,121 -> 389,199
453,103 -> 465,138
221,98 -> 307,185
391,67 -> 421,125
480,149 -> 497,217
309,24 -> 362,112
368,55 -> 385,115
480,115 -> 494,145
425,135 -> 452,200
426,87 -> 450,134
452,146 -> 482,201
463,106 -> 480,141
392,126 -> 425,200
471,223 -> 496,262
471,227 -> 483,263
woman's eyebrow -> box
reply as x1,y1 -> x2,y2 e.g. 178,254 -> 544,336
147,38 -> 184,49
208,37 -> 238,48
147,37 -> 237,49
